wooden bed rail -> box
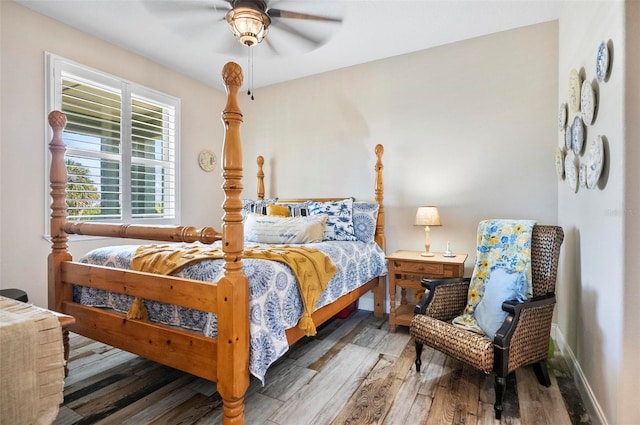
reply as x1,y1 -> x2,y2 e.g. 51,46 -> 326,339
62,222 -> 221,243
47,112 -> 222,245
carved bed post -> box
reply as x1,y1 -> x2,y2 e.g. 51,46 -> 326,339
218,62 -> 250,425
373,143 -> 385,316
48,111 -> 73,312
256,155 -> 265,200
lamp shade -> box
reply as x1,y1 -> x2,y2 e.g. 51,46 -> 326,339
415,206 -> 441,226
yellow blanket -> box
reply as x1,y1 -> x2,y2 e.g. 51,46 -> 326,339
129,244 -> 337,336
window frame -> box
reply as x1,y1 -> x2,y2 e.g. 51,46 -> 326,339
44,53 -> 181,236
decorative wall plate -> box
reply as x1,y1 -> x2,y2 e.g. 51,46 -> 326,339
568,69 -> 582,112
198,149 -> 217,172
555,146 -> 565,180
596,41 -> 610,83
571,115 -> 585,155
558,102 -> 567,130
586,135 -> 604,189
564,153 -> 578,193
581,80 -> 596,125
579,163 -> 587,188
564,124 -> 572,150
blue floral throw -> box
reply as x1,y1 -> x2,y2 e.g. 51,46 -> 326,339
452,219 -> 536,335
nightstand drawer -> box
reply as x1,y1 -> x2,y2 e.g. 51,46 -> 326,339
392,260 -> 443,276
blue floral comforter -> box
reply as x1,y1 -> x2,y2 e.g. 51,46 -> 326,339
76,240 -> 387,382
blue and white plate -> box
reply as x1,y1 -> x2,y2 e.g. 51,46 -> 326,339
564,153 -> 578,193
564,122 -> 572,150
586,135 -> 605,189
581,80 -> 596,125
555,146 -> 565,180
596,41 -> 609,83
558,102 -> 567,131
571,115 -> 585,156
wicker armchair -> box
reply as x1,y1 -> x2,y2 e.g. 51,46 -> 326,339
409,225 -> 564,419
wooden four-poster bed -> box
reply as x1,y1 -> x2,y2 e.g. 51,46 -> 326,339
47,62 -> 386,424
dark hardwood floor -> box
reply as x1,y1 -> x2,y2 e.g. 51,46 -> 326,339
53,311 -> 591,425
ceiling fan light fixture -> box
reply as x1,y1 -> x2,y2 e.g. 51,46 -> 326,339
226,6 -> 271,47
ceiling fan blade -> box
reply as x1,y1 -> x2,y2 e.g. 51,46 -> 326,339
267,8 -> 341,23
143,0 -> 230,17
263,37 -> 281,56
269,19 -> 325,48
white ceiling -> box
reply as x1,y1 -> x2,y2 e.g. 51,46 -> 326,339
16,0 -> 562,91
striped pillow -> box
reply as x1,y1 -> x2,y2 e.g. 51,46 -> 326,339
283,203 -> 309,217
241,198 -> 277,219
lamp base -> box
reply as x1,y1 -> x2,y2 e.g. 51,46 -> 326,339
420,252 -> 435,257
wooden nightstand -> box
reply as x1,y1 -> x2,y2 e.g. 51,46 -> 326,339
386,250 -> 467,332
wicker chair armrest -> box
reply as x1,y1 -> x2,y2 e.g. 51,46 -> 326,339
495,294 -> 555,345
420,276 -> 469,290
493,294 -> 556,373
414,277 -> 471,321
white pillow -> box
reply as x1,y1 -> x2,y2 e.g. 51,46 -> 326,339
244,213 -> 328,244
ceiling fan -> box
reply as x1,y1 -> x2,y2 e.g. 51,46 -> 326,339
143,0 -> 343,57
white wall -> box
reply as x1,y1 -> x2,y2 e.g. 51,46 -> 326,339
556,1 -> 637,424
0,1 -> 225,307
241,22 -> 560,308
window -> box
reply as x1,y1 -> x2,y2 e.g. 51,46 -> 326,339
46,53 -> 180,227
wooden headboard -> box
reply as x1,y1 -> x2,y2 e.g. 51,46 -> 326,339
253,145 -> 386,252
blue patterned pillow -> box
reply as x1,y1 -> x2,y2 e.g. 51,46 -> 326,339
307,198 -> 357,241
241,198 -> 277,219
353,202 -> 379,243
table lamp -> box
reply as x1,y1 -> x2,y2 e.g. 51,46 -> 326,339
415,206 -> 441,257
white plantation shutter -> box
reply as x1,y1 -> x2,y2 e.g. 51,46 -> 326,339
129,96 -> 177,220
47,54 -> 179,226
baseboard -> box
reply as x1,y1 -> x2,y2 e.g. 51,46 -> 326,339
551,324 -> 608,425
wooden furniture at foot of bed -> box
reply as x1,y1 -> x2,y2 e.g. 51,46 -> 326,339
47,61 -> 386,425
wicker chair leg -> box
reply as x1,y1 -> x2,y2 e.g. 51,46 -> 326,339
415,341 -> 423,372
494,374 -> 506,419
533,361 -> 551,387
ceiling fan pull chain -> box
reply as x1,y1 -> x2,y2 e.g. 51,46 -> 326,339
246,46 -> 255,101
